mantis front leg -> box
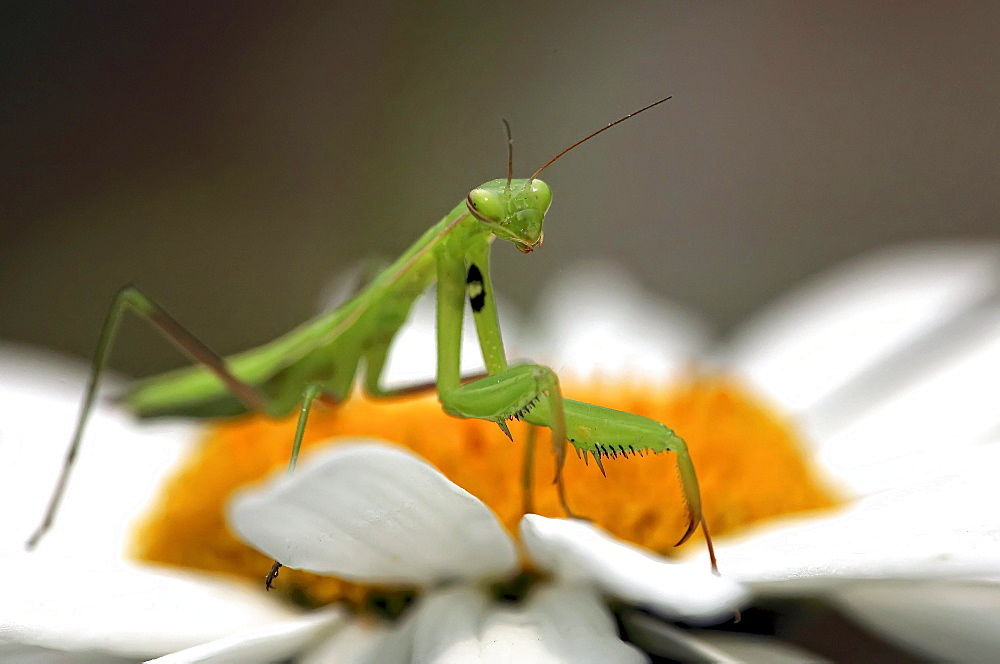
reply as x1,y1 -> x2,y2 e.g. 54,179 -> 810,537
433,238 -> 568,506
434,239 -> 716,570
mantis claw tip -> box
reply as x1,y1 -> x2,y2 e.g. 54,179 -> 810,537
674,518 -> 698,547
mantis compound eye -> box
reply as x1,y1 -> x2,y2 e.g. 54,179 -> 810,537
529,180 -> 552,214
466,189 -> 503,224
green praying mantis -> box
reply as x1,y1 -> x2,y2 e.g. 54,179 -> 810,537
26,97 -> 718,585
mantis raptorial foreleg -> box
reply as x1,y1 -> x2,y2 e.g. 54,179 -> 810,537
431,213 -> 714,566
522,399 -> 712,550
432,231 -> 580,513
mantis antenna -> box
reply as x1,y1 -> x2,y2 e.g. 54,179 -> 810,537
501,118 -> 513,193
529,96 -> 672,181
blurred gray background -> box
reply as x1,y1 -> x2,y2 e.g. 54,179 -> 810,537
2,1 -> 998,377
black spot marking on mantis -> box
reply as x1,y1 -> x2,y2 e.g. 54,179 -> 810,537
466,264 -> 485,313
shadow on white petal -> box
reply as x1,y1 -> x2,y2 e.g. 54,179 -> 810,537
622,610 -> 830,664
520,515 -> 747,624
730,242 -> 1000,421
407,584 -> 646,663
530,261 -> 714,384
0,554 -> 297,659
831,579 -> 1000,662
228,442 -> 518,585
148,606 -> 346,664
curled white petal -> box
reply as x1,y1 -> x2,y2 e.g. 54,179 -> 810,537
831,579 -> 1000,662
228,442 -> 518,584
147,606 -> 346,664
0,554 -> 296,659
406,584 -> 647,663
520,515 -> 747,624
730,242 -> 1000,422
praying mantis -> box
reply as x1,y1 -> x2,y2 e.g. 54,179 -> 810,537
26,97 -> 718,584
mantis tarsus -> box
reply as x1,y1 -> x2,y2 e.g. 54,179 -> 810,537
27,97 -> 719,584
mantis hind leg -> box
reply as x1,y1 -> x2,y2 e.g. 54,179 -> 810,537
26,285 -> 270,549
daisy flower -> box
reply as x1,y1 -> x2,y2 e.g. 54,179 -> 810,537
3,241 -> 999,661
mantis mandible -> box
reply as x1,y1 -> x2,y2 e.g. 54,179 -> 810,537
26,97 -> 719,583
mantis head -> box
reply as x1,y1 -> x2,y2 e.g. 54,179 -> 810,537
466,178 -> 552,253
466,96 -> 671,254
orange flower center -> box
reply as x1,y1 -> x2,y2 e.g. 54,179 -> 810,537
132,377 -> 839,607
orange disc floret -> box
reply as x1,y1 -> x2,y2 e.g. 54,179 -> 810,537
132,376 -> 839,607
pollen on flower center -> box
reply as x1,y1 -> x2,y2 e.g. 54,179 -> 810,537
132,376 -> 839,607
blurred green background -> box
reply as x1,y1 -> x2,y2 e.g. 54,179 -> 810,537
2,0 -> 999,379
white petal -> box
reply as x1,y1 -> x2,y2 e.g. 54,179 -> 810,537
520,515 -> 747,624
812,309 -> 1000,495
531,262 -> 714,384
407,587 -> 491,663
0,344 -> 196,559
703,461 -> 1000,593
831,579 -> 1000,662
0,554 -> 296,659
228,442 -> 518,584
688,631 -> 831,663
300,617 -> 403,664
407,584 -> 647,663
0,642 -> 133,663
621,610 -> 830,663
730,243 -> 1000,423
146,606 -> 346,664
